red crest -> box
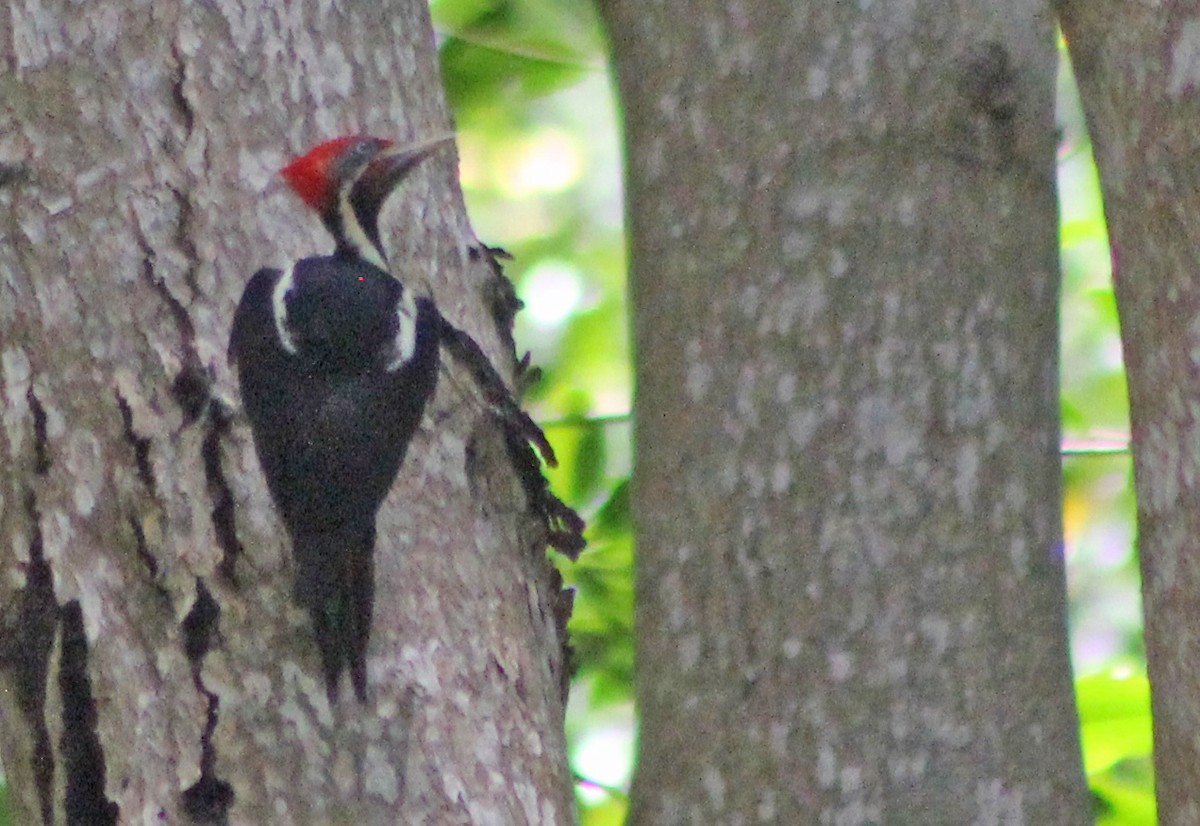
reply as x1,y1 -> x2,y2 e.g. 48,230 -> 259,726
279,136 -> 393,211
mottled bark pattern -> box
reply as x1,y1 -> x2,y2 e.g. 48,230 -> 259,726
0,1 -> 573,823
600,0 -> 1089,822
1056,3 -> 1200,820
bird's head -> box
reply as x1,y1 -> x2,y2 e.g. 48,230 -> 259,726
279,133 -> 453,270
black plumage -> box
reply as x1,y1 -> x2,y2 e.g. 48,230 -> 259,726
229,137 -> 443,700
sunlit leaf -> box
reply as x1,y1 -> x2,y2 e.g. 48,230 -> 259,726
1091,757 -> 1157,825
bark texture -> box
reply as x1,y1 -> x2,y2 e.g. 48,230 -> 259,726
1057,3 -> 1200,819
600,0 -> 1089,822
0,2 -> 574,824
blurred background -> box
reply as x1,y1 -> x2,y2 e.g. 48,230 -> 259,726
435,3 -> 1150,822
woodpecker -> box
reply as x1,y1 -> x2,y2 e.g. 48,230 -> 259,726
228,135 -> 448,701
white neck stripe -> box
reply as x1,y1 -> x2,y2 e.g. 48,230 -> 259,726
272,264 -> 298,354
338,190 -> 389,272
387,289 -> 419,371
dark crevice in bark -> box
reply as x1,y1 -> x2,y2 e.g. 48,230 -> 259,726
27,386 -> 50,474
0,160 -> 31,189
145,257 -> 201,370
201,399 -> 241,582
134,197 -> 239,586
0,491 -> 59,825
129,210 -> 203,380
180,580 -> 233,825
131,204 -> 241,594
181,579 -> 219,662
170,39 -> 196,144
114,389 -> 165,582
115,390 -> 157,493
171,364 -> 213,426
170,187 -> 202,297
127,515 -> 158,579
58,601 -> 119,826
168,40 -> 203,297
0,390 -> 59,821
463,432 -> 481,500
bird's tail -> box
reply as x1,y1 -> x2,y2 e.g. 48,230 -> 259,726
291,526 -> 376,702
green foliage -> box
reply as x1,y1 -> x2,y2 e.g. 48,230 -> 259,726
566,479 -> 634,705
574,795 -> 627,826
1078,671 -> 1156,824
433,0 -> 605,118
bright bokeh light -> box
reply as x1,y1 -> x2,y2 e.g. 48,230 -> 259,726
502,128 -> 583,196
573,718 -> 635,805
521,260 -> 586,325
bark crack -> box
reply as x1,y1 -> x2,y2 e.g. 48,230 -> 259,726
130,206 -> 221,437
115,389 -> 157,493
127,148 -> 217,438
170,186 -> 202,298
0,389 -> 58,820
168,36 -> 203,297
0,491 -> 58,825
132,231 -> 200,374
170,364 -> 214,426
113,386 -> 167,581
58,601 -> 119,826
126,515 -> 158,579
170,38 -> 196,144
180,580 -> 233,824
27,386 -> 50,474
201,399 -> 241,582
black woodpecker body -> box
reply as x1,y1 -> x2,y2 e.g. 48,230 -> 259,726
228,135 -> 447,701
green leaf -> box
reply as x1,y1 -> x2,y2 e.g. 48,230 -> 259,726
1091,757 -> 1157,825
571,416 -> 607,503
591,479 -> 631,540
578,794 -> 628,826
1076,671 -> 1152,775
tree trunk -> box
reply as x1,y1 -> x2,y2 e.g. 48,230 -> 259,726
600,0 -> 1090,821
1057,3 -> 1200,819
0,2 -> 574,824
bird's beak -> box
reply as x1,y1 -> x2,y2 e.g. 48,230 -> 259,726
360,133 -> 456,201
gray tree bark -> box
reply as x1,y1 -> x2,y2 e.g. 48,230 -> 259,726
0,2 -> 574,824
1057,3 -> 1200,820
600,0 -> 1090,822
